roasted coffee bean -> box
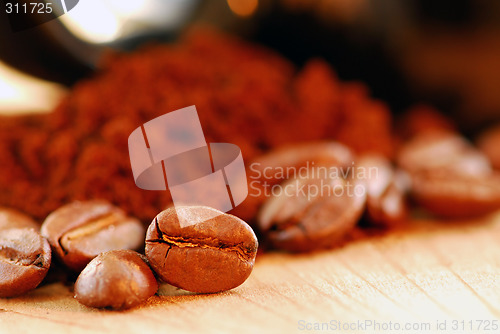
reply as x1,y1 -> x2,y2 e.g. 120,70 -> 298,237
477,124 -> 500,170
0,208 -> 38,231
367,177 -> 408,225
0,228 -> 51,297
145,206 -> 258,293
41,200 -> 144,271
74,250 -> 158,310
398,130 -> 500,218
397,131 -> 491,177
233,141 -> 355,222
250,141 -> 354,186
258,174 -> 366,252
356,155 -> 408,227
410,172 -> 500,218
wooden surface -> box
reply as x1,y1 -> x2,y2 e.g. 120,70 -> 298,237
1,214 -> 500,334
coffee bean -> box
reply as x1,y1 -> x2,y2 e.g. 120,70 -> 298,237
233,141 -> 355,223
397,130 -> 500,218
74,250 -> 158,310
41,200 -> 144,271
367,178 -> 408,226
250,141 -> 355,186
477,124 -> 500,170
410,172 -> 500,218
0,208 -> 38,231
397,131 -> 491,177
0,228 -> 51,297
258,174 -> 366,252
356,155 -> 408,227
145,206 -> 258,293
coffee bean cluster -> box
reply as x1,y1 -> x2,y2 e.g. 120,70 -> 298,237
1,122 -> 500,309
252,123 -> 500,252
252,142 -> 407,252
0,203 -> 258,309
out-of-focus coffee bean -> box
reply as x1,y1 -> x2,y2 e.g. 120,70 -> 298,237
41,200 -> 144,271
397,129 -> 500,218
258,174 -> 366,252
145,206 -> 258,293
410,172 -> 500,218
356,155 -> 408,227
477,124 -> 500,170
0,208 -> 38,231
0,228 -> 51,297
233,141 -> 355,223
397,131 -> 491,177
249,141 -> 355,186
74,250 -> 158,310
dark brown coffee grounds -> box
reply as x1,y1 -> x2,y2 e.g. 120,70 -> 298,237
0,28 -> 394,223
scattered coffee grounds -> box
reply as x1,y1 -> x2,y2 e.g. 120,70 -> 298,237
0,28 -> 394,223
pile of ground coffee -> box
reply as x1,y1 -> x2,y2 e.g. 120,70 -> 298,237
0,29 -> 394,223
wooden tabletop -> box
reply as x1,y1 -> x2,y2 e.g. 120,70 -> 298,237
1,213 -> 499,334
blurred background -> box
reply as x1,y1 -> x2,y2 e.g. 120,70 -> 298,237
1,0 -> 500,133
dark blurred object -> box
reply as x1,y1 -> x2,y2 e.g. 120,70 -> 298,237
195,0 -> 414,114
0,0 -> 199,85
196,0 -> 500,132
382,0 -> 500,131
2,0 -> 500,131
0,3 -> 90,85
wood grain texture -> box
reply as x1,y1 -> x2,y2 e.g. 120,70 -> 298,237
1,214 -> 500,334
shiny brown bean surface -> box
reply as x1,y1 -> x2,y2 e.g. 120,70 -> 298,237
74,250 -> 158,310
258,174 -> 366,252
41,200 -> 144,271
0,228 -> 51,297
145,206 -> 258,293
233,141 -> 356,223
0,208 -> 38,231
